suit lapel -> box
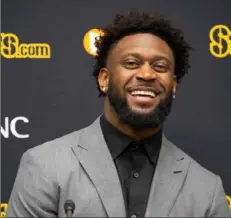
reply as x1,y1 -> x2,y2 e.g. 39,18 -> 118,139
71,117 -> 126,217
145,135 -> 191,217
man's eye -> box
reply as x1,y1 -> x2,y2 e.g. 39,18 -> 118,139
124,61 -> 139,68
153,64 -> 168,72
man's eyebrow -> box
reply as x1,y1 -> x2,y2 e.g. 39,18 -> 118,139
122,53 -> 173,64
153,55 -> 173,65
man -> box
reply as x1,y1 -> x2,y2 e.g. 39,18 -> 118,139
6,11 -> 231,217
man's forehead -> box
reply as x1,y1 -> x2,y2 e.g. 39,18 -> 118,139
109,33 -> 174,60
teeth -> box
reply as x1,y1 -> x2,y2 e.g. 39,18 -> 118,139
130,90 -> 155,97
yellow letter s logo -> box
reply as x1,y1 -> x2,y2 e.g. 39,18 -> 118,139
209,25 -> 231,58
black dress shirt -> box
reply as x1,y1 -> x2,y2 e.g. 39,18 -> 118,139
100,115 -> 162,218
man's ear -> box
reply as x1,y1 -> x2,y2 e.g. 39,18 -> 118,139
98,68 -> 109,93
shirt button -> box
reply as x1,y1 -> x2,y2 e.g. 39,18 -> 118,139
133,172 -> 139,178
131,214 -> 137,218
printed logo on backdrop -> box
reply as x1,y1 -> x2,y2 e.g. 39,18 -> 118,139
209,25 -> 231,58
227,195 -> 231,210
1,116 -> 30,139
0,33 -> 51,59
1,203 -> 8,218
83,28 -> 104,56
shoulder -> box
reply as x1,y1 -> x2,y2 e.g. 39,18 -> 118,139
165,137 -> 218,192
19,127 -> 86,180
25,116 -> 101,159
165,137 -> 230,216
26,129 -> 82,158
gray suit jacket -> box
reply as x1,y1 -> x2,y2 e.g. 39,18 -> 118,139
6,116 -> 231,217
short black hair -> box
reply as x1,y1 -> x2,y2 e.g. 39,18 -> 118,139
93,11 -> 192,96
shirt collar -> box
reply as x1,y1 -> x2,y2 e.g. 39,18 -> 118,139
100,114 -> 162,163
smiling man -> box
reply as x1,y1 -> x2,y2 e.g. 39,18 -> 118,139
99,33 -> 176,135
6,11 -> 231,217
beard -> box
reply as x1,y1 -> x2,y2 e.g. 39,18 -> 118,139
107,80 -> 174,129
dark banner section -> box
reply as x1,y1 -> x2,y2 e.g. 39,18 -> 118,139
1,0 -> 231,216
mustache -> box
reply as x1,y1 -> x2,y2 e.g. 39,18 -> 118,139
126,81 -> 165,93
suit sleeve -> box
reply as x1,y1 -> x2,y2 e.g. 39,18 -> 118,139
5,150 -> 58,217
207,176 -> 231,217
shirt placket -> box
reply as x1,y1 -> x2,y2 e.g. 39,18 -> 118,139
128,142 -> 150,218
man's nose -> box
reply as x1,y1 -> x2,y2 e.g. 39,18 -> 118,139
135,63 -> 157,81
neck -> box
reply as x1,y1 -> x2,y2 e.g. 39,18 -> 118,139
104,98 -> 161,141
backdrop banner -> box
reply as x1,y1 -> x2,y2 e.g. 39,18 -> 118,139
1,0 -> 231,216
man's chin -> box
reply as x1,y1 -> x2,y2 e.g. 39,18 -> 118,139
128,104 -> 158,116
116,107 -> 159,129
119,113 -> 161,129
